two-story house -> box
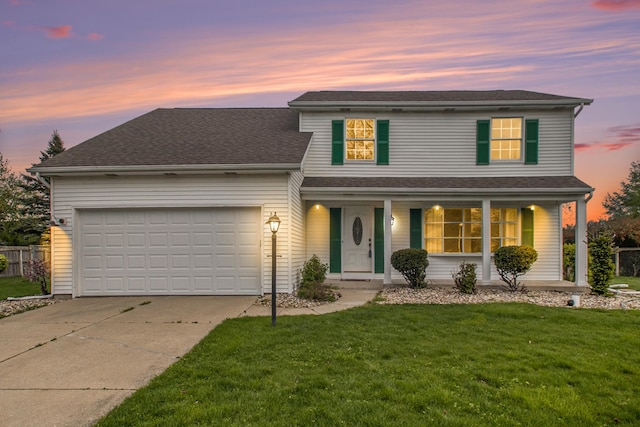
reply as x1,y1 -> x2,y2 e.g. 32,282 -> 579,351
30,90 -> 593,298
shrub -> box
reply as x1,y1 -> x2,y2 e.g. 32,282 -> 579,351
563,243 -> 575,282
391,248 -> 429,288
297,281 -> 339,302
297,255 -> 337,302
0,254 -> 7,273
299,254 -> 328,287
589,235 -> 614,295
494,245 -> 538,293
452,261 -> 477,294
24,259 -> 50,295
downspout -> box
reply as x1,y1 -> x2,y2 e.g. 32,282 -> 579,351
35,172 -> 50,189
585,190 -> 593,204
574,103 -> 585,119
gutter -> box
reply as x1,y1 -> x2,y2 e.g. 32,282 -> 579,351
289,99 -> 594,112
27,163 -> 302,177
574,103 -> 585,118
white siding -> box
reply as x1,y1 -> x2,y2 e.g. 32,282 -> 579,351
288,170 -> 306,289
51,174 -> 298,296
305,202 -> 331,268
526,203 -> 562,280
300,110 -> 574,178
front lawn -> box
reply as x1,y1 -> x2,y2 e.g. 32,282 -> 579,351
0,276 -> 44,300
98,303 -> 640,426
612,276 -> 640,291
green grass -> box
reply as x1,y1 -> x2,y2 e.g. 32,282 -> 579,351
612,276 -> 640,291
0,276 -> 44,300
98,303 -> 640,426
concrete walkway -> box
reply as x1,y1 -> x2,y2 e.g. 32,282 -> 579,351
0,286 -> 380,427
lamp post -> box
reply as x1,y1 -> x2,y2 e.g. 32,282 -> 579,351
266,212 -> 280,326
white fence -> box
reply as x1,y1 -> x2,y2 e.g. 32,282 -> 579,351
0,246 -> 51,278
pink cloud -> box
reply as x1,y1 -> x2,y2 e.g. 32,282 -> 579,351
3,20 -> 104,41
577,124 -> 640,152
45,25 -> 72,39
592,0 -> 640,11
601,142 -> 633,151
607,124 -> 640,143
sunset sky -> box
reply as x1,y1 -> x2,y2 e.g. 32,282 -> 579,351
1,0 -> 639,224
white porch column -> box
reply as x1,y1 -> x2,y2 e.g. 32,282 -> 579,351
384,199 -> 392,285
575,197 -> 588,286
481,199 -> 492,284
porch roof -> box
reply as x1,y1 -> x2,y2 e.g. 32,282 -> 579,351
300,176 -> 593,199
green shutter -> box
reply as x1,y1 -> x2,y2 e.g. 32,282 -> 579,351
331,120 -> 344,165
374,208 -> 384,273
476,120 -> 490,165
525,119 -> 539,165
329,208 -> 342,273
409,209 -> 423,249
521,208 -> 534,247
376,120 -> 389,165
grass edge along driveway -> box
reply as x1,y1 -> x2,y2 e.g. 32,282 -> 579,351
97,303 -> 640,426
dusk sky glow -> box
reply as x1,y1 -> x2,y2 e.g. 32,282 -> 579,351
1,0 -> 639,223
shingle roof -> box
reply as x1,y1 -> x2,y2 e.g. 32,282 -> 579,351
32,108 -> 312,170
289,90 -> 592,106
301,176 -> 593,192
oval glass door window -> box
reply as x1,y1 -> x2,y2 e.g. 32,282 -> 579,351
352,217 -> 363,245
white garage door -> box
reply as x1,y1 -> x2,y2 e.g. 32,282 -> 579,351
78,207 -> 261,296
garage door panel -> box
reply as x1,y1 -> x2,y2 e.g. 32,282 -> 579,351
171,232 -> 190,247
127,255 -> 146,269
149,233 -> 168,247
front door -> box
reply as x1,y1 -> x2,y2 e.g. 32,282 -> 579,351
343,207 -> 373,274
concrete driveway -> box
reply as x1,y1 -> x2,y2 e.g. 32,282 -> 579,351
0,296 -> 255,427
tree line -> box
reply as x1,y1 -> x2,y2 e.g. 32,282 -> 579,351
564,161 -> 640,248
0,131 -> 66,246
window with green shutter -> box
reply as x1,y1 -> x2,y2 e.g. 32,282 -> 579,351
334,118 -> 390,164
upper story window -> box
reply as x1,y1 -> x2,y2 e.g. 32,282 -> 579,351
331,119 -> 389,166
491,118 -> 522,161
346,119 -> 375,160
476,118 -> 538,165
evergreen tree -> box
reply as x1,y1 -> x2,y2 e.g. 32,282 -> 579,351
19,130 -> 66,241
603,161 -> 640,219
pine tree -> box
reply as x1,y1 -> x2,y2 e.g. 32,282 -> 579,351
19,130 -> 66,240
603,161 -> 640,219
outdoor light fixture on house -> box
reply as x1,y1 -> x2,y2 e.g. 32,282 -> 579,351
266,212 -> 281,326
50,217 -> 66,227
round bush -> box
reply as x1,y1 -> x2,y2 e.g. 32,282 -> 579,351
391,248 -> 429,288
494,245 -> 538,292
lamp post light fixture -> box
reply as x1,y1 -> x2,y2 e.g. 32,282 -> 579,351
266,212 -> 281,326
